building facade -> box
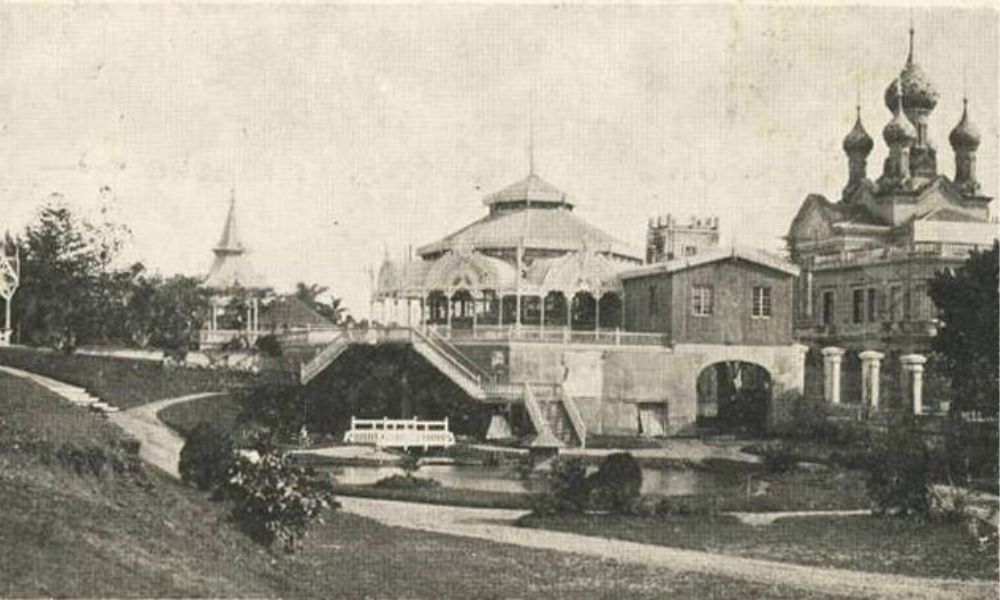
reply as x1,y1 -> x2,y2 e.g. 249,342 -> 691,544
786,29 -> 997,412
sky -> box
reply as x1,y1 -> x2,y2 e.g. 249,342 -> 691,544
0,2 -> 997,318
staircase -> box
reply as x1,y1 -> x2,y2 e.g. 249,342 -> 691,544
410,327 -> 489,400
299,332 -> 350,384
557,385 -> 588,448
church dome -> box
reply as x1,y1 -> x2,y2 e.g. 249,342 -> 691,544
883,109 -> 917,145
884,31 -> 939,113
842,110 -> 874,155
949,99 -> 981,151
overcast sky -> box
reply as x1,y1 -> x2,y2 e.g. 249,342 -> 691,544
0,3 -> 996,318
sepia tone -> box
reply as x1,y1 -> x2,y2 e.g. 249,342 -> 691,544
0,2 -> 997,599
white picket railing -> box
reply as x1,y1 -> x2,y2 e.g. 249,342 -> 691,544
343,416 -> 455,449
521,383 -> 554,441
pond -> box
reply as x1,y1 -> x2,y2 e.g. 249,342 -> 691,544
327,463 -> 738,496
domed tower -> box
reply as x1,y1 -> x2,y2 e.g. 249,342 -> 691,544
878,80 -> 917,190
842,105 -> 874,198
949,98 -> 982,196
884,26 -> 939,177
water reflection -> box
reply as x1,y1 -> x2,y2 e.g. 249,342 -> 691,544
328,464 -> 723,496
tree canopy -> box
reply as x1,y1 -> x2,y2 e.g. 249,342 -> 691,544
928,241 -> 999,415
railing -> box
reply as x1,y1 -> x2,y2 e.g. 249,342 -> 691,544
430,325 -> 668,347
408,327 -> 487,400
199,329 -> 260,347
811,243 -> 981,269
557,385 -> 588,448
343,416 -> 455,449
421,326 -> 492,381
299,333 -> 349,384
521,383 -> 554,442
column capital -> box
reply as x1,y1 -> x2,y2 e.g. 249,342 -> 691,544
859,350 -> 885,362
821,346 -> 846,359
900,353 -> 927,368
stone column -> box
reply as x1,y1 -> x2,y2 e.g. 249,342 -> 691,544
901,354 -> 927,415
859,350 -> 884,410
821,346 -> 845,405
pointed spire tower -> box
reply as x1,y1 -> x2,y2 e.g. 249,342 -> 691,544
203,190 -> 267,291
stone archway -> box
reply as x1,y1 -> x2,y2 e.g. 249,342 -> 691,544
696,361 -> 773,435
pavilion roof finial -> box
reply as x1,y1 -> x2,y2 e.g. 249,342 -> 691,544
907,10 -> 915,65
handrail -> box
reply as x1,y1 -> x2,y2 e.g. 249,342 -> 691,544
557,384 -> 587,448
521,383 -> 551,439
410,327 -> 484,387
299,332 -> 348,384
420,326 -> 492,381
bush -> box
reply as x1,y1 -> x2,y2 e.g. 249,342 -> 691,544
223,446 -> 338,552
758,441 -> 798,474
179,422 -> 235,491
255,334 -> 283,358
864,421 -> 933,517
587,452 -> 643,514
531,458 -> 590,516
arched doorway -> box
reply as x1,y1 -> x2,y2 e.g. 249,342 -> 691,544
696,361 -> 772,435
598,292 -> 623,329
571,291 -> 597,330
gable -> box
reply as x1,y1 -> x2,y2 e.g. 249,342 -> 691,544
788,195 -> 834,241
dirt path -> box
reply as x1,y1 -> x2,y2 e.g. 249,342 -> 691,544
340,497 -> 993,600
108,393 -> 224,477
9,369 -> 990,600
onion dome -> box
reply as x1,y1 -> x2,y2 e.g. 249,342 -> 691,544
843,107 -> 874,155
883,107 -> 916,145
949,98 -> 981,151
884,30 -> 939,113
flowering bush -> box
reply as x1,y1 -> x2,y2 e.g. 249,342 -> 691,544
223,446 -> 338,552
179,422 -> 234,491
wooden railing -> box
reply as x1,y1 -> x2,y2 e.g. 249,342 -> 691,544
557,385 -> 587,448
299,332 -> 350,384
430,325 -> 668,347
521,383 -> 555,442
343,416 -> 455,449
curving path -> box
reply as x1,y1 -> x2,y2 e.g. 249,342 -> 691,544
10,368 -> 993,600
108,392 -> 225,477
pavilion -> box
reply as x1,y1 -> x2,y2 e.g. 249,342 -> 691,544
373,168 -> 643,337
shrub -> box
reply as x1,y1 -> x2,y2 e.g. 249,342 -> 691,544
179,422 -> 235,491
758,441 -> 798,474
255,334 -> 283,358
587,452 -> 643,514
531,458 -> 590,516
223,447 -> 338,552
863,421 -> 933,517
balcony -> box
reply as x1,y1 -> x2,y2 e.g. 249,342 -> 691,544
810,243 -> 979,270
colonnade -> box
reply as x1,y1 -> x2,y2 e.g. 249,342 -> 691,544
820,346 -> 928,414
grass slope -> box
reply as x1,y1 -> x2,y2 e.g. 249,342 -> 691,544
0,373 -> 846,599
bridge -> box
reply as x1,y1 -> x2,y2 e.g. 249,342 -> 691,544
343,416 -> 455,450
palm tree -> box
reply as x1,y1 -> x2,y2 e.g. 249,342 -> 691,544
294,282 -> 348,325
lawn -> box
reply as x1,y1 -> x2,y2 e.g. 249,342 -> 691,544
518,512 -> 998,581
0,372 -> 849,599
0,345 -> 257,409
157,391 -> 242,436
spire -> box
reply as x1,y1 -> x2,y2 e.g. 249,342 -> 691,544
214,189 -> 245,255
907,11 -> 915,65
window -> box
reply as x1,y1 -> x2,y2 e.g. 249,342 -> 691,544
852,288 -> 865,324
648,285 -> 657,316
683,245 -> 698,257
752,286 -> 772,318
866,288 -> 878,322
821,290 -> 835,326
888,285 -> 901,321
691,285 -> 713,316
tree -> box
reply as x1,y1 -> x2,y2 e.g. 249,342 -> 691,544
14,199 -> 131,350
928,242 -> 999,415
293,282 -> 347,324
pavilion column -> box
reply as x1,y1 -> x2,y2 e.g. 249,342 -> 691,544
620,290 -> 626,330
446,291 -> 453,330
515,293 -> 522,328
419,296 -> 425,327
859,350 -> 884,410
498,294 -> 504,328
821,346 -> 845,405
595,294 -> 601,332
540,293 -> 546,329
406,299 -> 412,328
901,354 -> 927,415
472,293 -> 478,329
